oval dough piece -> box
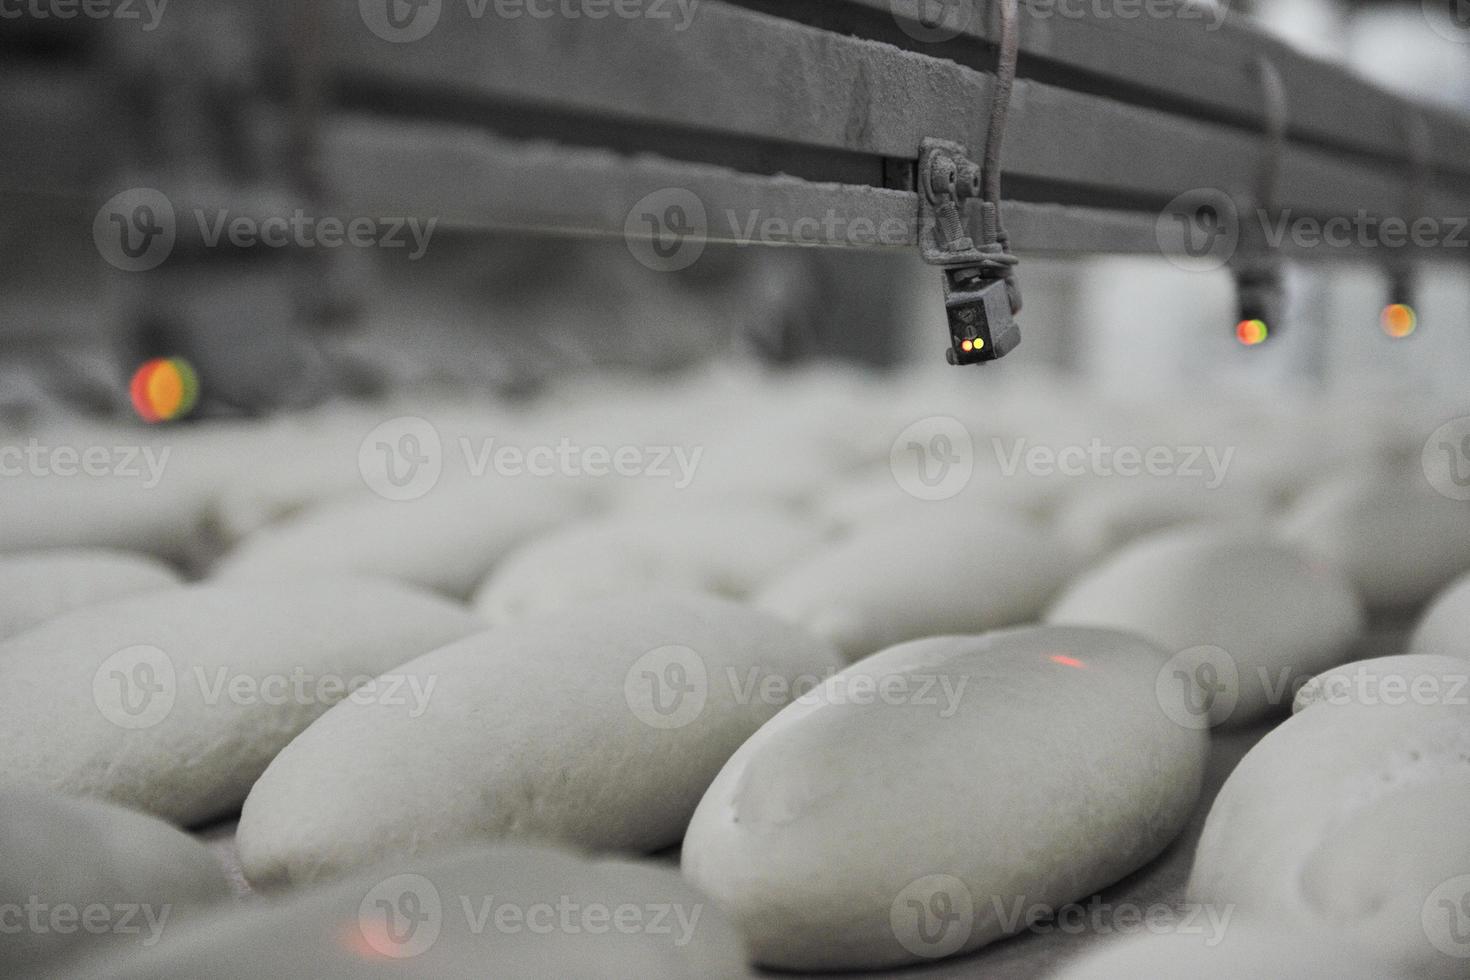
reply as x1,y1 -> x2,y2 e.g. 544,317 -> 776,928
681,626 -> 1208,971
1294,654 -> 1470,714
0,549 -> 180,641
1,782 -> 232,976
57,845 -> 748,980
215,479 -> 584,600
471,506 -> 826,623
1047,529 -> 1364,728
1411,573 -> 1470,660
0,579 -> 484,825
1187,699 -> 1470,979
753,511 -> 1076,662
237,593 -> 844,887
1279,470 -> 1470,610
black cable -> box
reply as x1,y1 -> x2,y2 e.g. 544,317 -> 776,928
979,0 -> 1022,312
982,0 -> 1020,212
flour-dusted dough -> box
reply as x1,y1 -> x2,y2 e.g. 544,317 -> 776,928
681,627 -> 1208,971
1046,529 -> 1364,728
1048,927 -> 1397,980
1279,470 -> 1470,610
237,593 -> 843,887
0,579 -> 483,825
58,845 -> 749,980
215,478 -> 586,600
1187,700 -> 1470,979
0,550 -> 180,641
1293,655 -> 1470,714
753,510 -> 1076,662
1411,572 -> 1470,660
471,506 -> 826,623
1,783 -> 231,976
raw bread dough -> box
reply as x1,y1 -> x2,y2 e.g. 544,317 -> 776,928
754,510 -> 1076,662
1047,528 -> 1364,728
56,845 -> 749,979
0,549 -> 180,640
0,782 -> 232,976
1052,479 -> 1270,562
1187,699 -> 1470,979
215,478 -> 585,599
1279,470 -> 1470,610
236,593 -> 843,887
1411,572 -> 1470,660
0,579 -> 483,825
471,505 -> 826,623
1293,654 -> 1470,714
681,627 -> 1208,971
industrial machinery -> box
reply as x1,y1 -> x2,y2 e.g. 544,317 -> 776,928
5,0 -> 1470,383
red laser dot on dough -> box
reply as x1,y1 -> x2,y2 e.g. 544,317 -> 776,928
341,921 -> 395,960
1049,654 -> 1087,670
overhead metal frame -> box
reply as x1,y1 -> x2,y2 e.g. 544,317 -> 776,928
294,0 -> 1470,260
4,0 -> 1470,262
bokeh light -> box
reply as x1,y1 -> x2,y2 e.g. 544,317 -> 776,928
130,357 -> 200,424
1381,303 -> 1417,339
1235,319 -> 1269,347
